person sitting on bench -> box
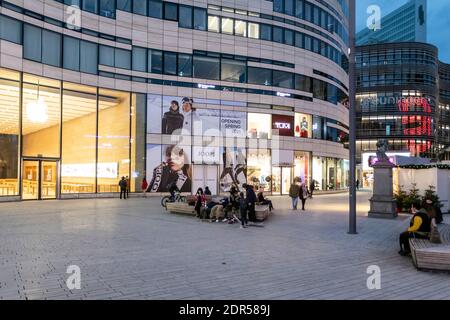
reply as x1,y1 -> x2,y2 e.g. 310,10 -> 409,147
398,203 -> 432,256
257,191 -> 274,211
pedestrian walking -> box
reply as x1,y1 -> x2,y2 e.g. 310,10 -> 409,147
239,192 -> 248,228
309,179 -> 315,199
244,184 -> 257,222
289,180 -> 300,210
125,176 -> 130,197
299,178 -> 308,211
119,177 -> 127,200
141,177 -> 148,197
356,179 -> 360,190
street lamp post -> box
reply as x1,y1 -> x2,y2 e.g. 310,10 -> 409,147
348,0 -> 357,234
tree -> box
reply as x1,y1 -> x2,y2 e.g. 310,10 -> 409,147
423,185 -> 443,208
394,185 -> 408,212
404,183 -> 421,212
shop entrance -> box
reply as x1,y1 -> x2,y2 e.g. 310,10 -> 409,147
192,165 -> 218,195
272,167 -> 293,195
22,158 -> 59,200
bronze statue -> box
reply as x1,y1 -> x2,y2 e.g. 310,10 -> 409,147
376,139 -> 389,162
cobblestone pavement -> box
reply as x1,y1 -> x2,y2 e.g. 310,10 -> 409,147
0,191 -> 449,300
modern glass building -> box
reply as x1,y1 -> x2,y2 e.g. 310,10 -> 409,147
0,0 -> 350,201
356,0 -> 427,46
356,42 -> 450,187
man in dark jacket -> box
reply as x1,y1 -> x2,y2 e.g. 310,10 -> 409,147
162,100 -> 184,135
119,177 -> 127,200
244,184 -> 257,222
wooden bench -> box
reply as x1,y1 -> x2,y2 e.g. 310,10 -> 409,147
166,202 -> 196,216
410,223 -> 450,272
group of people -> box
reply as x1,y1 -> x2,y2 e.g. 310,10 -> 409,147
398,198 -> 444,256
289,178 -> 314,211
192,184 -> 272,229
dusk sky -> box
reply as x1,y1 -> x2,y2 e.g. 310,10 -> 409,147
356,0 -> 450,63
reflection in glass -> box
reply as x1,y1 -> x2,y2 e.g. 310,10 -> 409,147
0,69 -> 20,196
97,89 -> 130,193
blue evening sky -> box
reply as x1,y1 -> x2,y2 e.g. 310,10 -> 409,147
356,0 -> 450,63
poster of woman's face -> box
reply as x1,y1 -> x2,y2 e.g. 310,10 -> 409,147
146,144 -> 192,193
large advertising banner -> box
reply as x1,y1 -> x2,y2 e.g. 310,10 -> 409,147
193,108 -> 221,136
146,144 -> 192,193
219,147 -> 247,192
147,94 -> 162,134
161,96 -> 195,135
220,111 -> 247,137
192,146 -> 220,164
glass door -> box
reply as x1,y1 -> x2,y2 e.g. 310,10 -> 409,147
41,161 -> 57,199
281,167 -> 292,195
22,160 -> 39,200
272,167 -> 281,195
22,159 -> 58,200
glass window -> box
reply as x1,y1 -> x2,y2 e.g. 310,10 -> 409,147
260,24 -> 272,41
83,0 -> 99,14
248,113 -> 271,139
99,45 -> 115,67
248,23 -> 259,39
42,30 -> 62,67
148,0 -> 163,19
295,74 -> 311,92
178,53 -> 192,77
284,29 -> 294,46
248,67 -> 272,86
193,56 -> 219,80
234,20 -> 247,37
23,24 -> 42,62
0,15 -> 22,44
221,59 -> 246,83
295,32 -> 303,48
0,69 -> 20,196
97,89 -> 130,193
117,0 -> 132,12
273,26 -> 284,43
312,156 -> 326,190
63,36 -> 80,71
148,49 -> 163,73
22,75 -> 61,158
221,18 -> 234,34
208,16 -> 220,32
133,0 -> 147,15
132,47 -> 147,72
193,8 -> 207,31
295,113 -> 312,138
295,0 -> 304,19
80,41 -> 98,74
179,5 -> 193,28
164,2 -> 178,21
294,151 -> 310,186
164,52 -> 177,75
273,0 -> 284,13
304,35 -> 312,51
285,0 -> 294,16
131,93 -> 147,192
99,0 -> 116,18
273,71 -> 293,89
312,115 -> 323,139
115,48 -> 131,69
61,83 -> 97,194
247,149 -> 271,192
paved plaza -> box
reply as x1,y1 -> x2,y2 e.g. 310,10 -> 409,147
0,191 -> 449,300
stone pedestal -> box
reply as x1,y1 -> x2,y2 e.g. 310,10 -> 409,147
368,161 -> 398,219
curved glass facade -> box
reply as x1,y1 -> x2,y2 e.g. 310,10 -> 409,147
0,0 -> 349,200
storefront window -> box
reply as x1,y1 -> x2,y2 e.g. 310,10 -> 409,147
295,113 -> 312,138
131,93 -> 146,192
22,75 -> 61,158
326,157 -> 337,190
61,83 -> 97,194
312,115 -> 323,139
0,68 -> 20,196
294,151 -> 310,184
312,156 -> 326,191
97,89 -> 131,193
247,149 -> 271,192
248,113 -> 271,139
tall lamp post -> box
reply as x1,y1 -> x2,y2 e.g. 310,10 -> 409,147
348,0 -> 357,234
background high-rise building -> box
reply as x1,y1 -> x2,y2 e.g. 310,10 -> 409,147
356,0 -> 427,45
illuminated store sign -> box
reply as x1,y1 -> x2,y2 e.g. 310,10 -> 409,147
272,115 -> 294,136
276,92 -> 291,97
198,84 -> 216,89
61,163 -> 118,178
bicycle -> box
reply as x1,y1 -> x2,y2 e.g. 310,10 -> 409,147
161,191 -> 186,208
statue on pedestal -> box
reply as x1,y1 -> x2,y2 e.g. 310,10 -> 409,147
376,139 -> 389,163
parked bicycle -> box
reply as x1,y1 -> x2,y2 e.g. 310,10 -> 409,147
161,190 -> 186,208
